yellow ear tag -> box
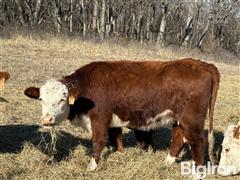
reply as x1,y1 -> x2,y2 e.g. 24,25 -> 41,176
68,95 -> 75,105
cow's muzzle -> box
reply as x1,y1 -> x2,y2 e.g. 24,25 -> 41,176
41,116 -> 55,129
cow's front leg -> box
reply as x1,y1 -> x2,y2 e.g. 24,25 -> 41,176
186,129 -> 206,180
87,116 -> 109,171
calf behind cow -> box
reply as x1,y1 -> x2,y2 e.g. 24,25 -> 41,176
24,58 -> 220,172
218,121 -> 240,176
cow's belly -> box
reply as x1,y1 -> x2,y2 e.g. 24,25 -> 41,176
70,109 -> 175,132
136,109 -> 175,131
110,109 -> 175,131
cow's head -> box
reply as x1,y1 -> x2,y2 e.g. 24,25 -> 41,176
218,122 -> 240,176
24,79 -> 94,129
24,80 -> 71,129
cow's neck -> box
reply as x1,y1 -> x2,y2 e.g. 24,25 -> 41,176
67,104 -> 78,121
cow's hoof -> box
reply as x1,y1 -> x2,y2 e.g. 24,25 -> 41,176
165,153 -> 176,165
192,172 -> 205,180
87,158 -> 98,171
117,147 -> 124,153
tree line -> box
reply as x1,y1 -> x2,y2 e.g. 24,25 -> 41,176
0,0 -> 239,53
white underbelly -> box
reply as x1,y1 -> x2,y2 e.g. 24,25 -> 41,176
137,109 -> 175,131
70,109 -> 175,132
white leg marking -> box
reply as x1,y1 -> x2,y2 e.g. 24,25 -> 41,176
109,114 -> 129,127
165,153 -> 176,165
87,158 -> 98,171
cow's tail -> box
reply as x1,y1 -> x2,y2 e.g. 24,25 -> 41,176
207,64 -> 220,166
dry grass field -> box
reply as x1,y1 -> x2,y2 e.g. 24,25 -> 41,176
0,35 -> 239,180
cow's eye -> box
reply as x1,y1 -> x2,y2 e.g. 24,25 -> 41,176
224,147 -> 230,152
39,98 -> 42,101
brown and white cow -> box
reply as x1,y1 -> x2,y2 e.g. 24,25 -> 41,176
24,58 -> 220,172
0,71 -> 10,102
218,121 -> 240,176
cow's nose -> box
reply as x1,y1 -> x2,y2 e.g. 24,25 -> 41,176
41,116 -> 53,125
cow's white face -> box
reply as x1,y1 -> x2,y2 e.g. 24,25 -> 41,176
218,124 -> 240,176
39,80 -> 70,128
24,79 -> 70,129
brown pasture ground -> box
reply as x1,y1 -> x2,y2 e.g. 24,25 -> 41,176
0,35 -> 239,180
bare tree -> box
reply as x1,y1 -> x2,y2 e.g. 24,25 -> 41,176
146,1 -> 154,42
33,0 -> 42,25
181,1 -> 195,47
52,0 -> 61,33
92,0 -> 98,33
15,0 -> 25,26
81,0 -> 86,36
69,0 -> 73,32
156,0 -> 168,46
99,0 -> 106,40
0,0 -> 239,53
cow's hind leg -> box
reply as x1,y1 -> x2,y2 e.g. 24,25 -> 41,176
166,125 -> 185,165
108,127 -> 124,152
183,123 -> 206,179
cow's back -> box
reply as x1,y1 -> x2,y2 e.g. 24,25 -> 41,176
65,59 -> 216,124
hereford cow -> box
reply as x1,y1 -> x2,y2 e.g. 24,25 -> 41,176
0,71 -> 10,102
218,121 -> 240,176
24,58 -> 220,173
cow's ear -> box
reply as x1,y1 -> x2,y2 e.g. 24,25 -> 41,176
72,97 -> 95,113
233,126 -> 240,140
24,87 -> 40,99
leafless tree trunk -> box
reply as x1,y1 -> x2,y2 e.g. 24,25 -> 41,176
196,20 -> 210,48
92,0 -> 98,33
130,7 -> 136,39
137,3 -> 143,43
33,0 -> 42,25
99,0 -> 106,40
15,0 -> 25,26
124,11 -> 130,38
146,2 -> 153,41
181,2 -> 195,47
69,0 -> 73,32
81,0 -> 86,36
105,1 -> 111,38
157,1 -> 168,46
52,0 -> 61,33
111,16 -> 116,35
